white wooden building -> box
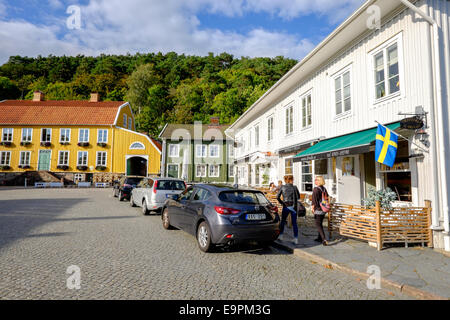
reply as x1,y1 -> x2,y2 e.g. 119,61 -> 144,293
226,0 -> 450,251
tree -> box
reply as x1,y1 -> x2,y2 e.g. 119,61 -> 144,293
0,77 -> 20,100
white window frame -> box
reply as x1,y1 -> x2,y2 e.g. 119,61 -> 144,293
60,128 -> 71,143
196,164 -> 207,178
96,151 -> 107,167
369,33 -> 404,105
58,151 -> 70,166
123,114 -> 127,128
285,105 -> 294,136
196,145 -> 207,158
77,151 -> 88,166
78,129 -> 90,143
228,164 -> 235,177
97,129 -> 108,144
0,151 -> 11,166
267,116 -> 274,142
2,128 -> 13,142
19,151 -> 31,166
168,144 -> 180,158
333,65 -> 353,119
209,145 -> 220,158
21,128 -> 33,143
254,125 -> 260,147
209,164 -> 220,178
301,91 -> 312,129
41,128 -> 52,143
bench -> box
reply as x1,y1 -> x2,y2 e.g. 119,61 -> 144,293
35,182 -> 50,188
95,182 -> 110,188
77,182 -> 91,188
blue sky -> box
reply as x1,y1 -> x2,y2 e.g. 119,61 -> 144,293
0,0 -> 365,64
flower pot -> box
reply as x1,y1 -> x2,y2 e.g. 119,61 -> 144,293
77,166 -> 88,171
40,142 -> 51,147
78,142 -> 90,147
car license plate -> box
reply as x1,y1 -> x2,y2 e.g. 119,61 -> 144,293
246,214 -> 266,221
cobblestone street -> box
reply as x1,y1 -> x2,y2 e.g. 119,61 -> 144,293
0,188 -> 412,300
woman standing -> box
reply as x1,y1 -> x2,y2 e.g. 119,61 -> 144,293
276,175 -> 300,245
312,176 -> 329,246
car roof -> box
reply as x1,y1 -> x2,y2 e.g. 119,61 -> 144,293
193,184 -> 262,193
153,177 -> 185,181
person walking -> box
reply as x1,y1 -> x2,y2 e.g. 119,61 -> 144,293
276,175 -> 300,245
312,175 -> 329,246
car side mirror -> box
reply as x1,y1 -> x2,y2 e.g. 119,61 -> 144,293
169,194 -> 180,201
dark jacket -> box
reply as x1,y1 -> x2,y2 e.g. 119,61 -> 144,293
277,184 -> 300,210
312,186 -> 329,211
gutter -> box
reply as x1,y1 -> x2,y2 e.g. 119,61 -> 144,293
398,0 -> 450,251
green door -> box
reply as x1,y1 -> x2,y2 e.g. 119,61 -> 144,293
167,164 -> 179,178
38,150 -> 51,171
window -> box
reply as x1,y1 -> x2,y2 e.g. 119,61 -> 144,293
79,129 -> 89,143
196,164 -> 207,178
0,151 -> 11,166
77,151 -> 88,166
267,117 -> 274,142
2,128 -> 13,142
249,131 -> 252,150
60,129 -> 71,143
130,142 -> 145,150
193,188 -> 211,201
374,43 -> 400,99
209,145 -> 219,158
180,188 -> 195,201
167,164 -> 179,178
209,165 -> 220,177
314,159 -> 328,175
123,114 -> 127,128
335,70 -> 351,116
21,128 -> 32,142
301,161 -> 313,192
229,165 -> 235,177
41,128 -> 52,142
285,158 -> 293,175
96,152 -> 107,167
301,93 -> 312,128
285,106 -> 294,135
19,151 -> 31,166
196,145 -> 207,158
228,144 -> 234,158
58,151 -> 69,166
255,125 -> 260,147
168,144 -> 179,157
97,130 -> 108,143
128,118 -> 132,130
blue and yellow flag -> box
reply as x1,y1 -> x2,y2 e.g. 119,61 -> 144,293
375,124 -> 398,167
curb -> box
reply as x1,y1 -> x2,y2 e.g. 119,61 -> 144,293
272,241 -> 448,300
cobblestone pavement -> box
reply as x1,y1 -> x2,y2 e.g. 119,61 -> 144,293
0,188 -> 412,300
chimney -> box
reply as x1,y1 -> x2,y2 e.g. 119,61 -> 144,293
90,93 -> 100,102
33,91 -> 45,102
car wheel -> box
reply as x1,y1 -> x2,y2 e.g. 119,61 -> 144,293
130,195 -> 136,207
197,222 -> 213,253
142,200 -> 150,215
162,208 -> 172,230
119,191 -> 124,201
113,188 -> 118,198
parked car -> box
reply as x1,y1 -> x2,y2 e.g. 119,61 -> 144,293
130,178 -> 187,215
113,176 -> 145,201
161,184 -> 280,252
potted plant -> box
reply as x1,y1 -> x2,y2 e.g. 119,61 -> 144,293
60,141 -> 70,146
57,165 -> 69,170
0,141 -> 12,146
96,165 -> 107,171
77,165 -> 88,171
363,187 -> 398,210
0,165 -> 11,170
40,142 -> 51,147
97,142 -> 107,147
20,141 -> 31,146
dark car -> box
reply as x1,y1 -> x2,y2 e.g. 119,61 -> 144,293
161,184 -> 280,252
113,176 -> 145,201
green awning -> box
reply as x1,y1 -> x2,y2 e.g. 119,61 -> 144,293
294,122 -> 401,162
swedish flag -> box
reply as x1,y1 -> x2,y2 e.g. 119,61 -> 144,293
375,124 -> 398,167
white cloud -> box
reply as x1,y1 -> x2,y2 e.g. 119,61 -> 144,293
0,0 -> 364,64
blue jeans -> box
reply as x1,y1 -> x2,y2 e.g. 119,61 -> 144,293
280,206 -> 298,238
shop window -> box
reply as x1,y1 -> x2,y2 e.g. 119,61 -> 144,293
301,161 -> 313,192
314,159 -> 328,175
342,157 -> 355,176
285,158 -> 293,176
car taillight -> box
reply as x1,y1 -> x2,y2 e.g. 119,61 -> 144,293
268,204 -> 278,215
153,181 -> 158,194
124,184 -> 132,188
215,206 -> 241,215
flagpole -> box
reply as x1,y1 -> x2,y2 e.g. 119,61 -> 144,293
375,121 -> 429,154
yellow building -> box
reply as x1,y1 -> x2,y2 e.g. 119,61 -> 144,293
0,92 -> 161,185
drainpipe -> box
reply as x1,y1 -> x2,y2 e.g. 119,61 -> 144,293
398,0 -> 449,250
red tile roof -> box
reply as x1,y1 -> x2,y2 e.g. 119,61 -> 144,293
150,137 -> 162,152
0,100 -> 127,126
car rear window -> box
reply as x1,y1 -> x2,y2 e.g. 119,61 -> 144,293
218,191 -> 270,205
156,180 -> 186,191
125,178 -> 143,185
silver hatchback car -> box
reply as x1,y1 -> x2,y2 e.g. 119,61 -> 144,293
130,178 -> 186,215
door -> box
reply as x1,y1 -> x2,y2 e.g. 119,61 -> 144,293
337,155 -> 361,205
181,188 -> 210,234
167,164 -> 179,178
255,165 -> 260,186
38,150 -> 51,171
171,187 -> 195,228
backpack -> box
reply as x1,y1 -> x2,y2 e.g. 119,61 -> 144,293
319,187 -> 331,213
